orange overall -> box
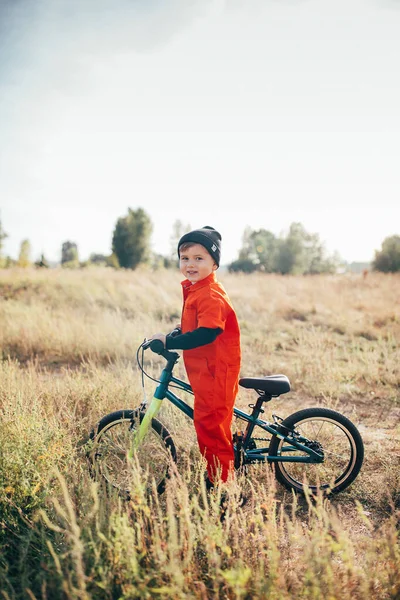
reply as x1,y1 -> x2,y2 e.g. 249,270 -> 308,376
181,272 -> 241,483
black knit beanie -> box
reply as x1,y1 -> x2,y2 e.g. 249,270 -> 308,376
178,226 -> 222,267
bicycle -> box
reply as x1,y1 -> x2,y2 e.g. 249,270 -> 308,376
88,336 -> 364,498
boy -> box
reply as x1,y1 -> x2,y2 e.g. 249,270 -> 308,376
149,226 -> 241,487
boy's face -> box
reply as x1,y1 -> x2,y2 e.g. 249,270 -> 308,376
179,243 -> 217,284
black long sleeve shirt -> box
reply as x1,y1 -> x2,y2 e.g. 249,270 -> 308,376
165,327 -> 222,350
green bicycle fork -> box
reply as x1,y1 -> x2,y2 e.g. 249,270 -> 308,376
128,371 -> 170,457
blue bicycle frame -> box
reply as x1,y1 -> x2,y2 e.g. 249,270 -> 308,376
139,349 -> 323,465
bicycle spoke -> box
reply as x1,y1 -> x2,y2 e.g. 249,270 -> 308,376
274,414 -> 357,491
91,413 -> 175,495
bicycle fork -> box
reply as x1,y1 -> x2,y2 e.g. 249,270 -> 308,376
129,370 -> 170,456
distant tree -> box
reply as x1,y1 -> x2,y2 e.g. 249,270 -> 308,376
304,233 -> 328,274
35,253 -> 49,268
275,223 -> 308,274
229,227 -> 277,273
112,208 -> 153,270
228,257 -> 259,273
170,219 -> 191,263
152,253 -> 175,270
274,223 -> 338,275
84,253 -> 119,268
89,253 -> 108,265
17,239 -> 32,267
372,235 -> 400,273
106,253 -> 120,268
320,250 -> 341,275
4,256 -> 16,268
245,228 -> 277,271
231,222 -> 339,275
61,241 -> 79,268
0,215 -> 8,267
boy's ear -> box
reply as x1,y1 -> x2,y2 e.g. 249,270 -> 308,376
212,263 -> 218,271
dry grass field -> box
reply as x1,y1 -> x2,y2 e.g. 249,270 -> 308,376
0,267 -> 399,599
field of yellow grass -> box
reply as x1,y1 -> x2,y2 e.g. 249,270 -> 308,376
0,267 -> 399,599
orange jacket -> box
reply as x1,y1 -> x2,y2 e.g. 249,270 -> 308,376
180,272 -> 241,481
180,272 -> 241,380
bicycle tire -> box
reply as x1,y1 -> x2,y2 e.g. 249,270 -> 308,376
268,407 -> 364,495
88,409 -> 177,496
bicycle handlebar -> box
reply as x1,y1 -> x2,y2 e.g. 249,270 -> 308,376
142,327 -> 181,361
148,339 -> 165,354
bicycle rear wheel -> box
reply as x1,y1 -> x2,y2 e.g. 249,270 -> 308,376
268,407 -> 364,495
88,409 -> 177,496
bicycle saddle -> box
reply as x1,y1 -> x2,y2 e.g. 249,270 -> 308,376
239,374 -> 290,396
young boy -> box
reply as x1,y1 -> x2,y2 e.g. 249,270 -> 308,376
149,226 -> 241,487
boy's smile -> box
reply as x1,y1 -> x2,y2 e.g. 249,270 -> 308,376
179,243 -> 217,284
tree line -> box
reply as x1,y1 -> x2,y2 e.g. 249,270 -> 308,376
0,208 -> 399,273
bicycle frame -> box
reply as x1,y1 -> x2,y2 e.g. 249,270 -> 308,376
140,349 -> 323,465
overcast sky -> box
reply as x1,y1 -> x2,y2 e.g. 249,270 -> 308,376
1,0 -> 399,265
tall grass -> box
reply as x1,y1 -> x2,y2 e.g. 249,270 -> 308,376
0,267 -> 399,599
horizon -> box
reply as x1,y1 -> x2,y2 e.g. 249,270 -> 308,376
0,216 -> 377,266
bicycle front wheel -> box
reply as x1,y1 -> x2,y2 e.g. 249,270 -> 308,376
268,407 -> 364,495
88,409 -> 177,496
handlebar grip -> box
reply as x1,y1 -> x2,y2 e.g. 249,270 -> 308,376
149,339 -> 165,354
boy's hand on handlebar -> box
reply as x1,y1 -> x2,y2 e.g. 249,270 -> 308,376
143,327 -> 181,352
149,333 -> 166,347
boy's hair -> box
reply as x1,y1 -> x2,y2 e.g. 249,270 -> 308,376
179,242 -> 198,253
178,226 -> 221,266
